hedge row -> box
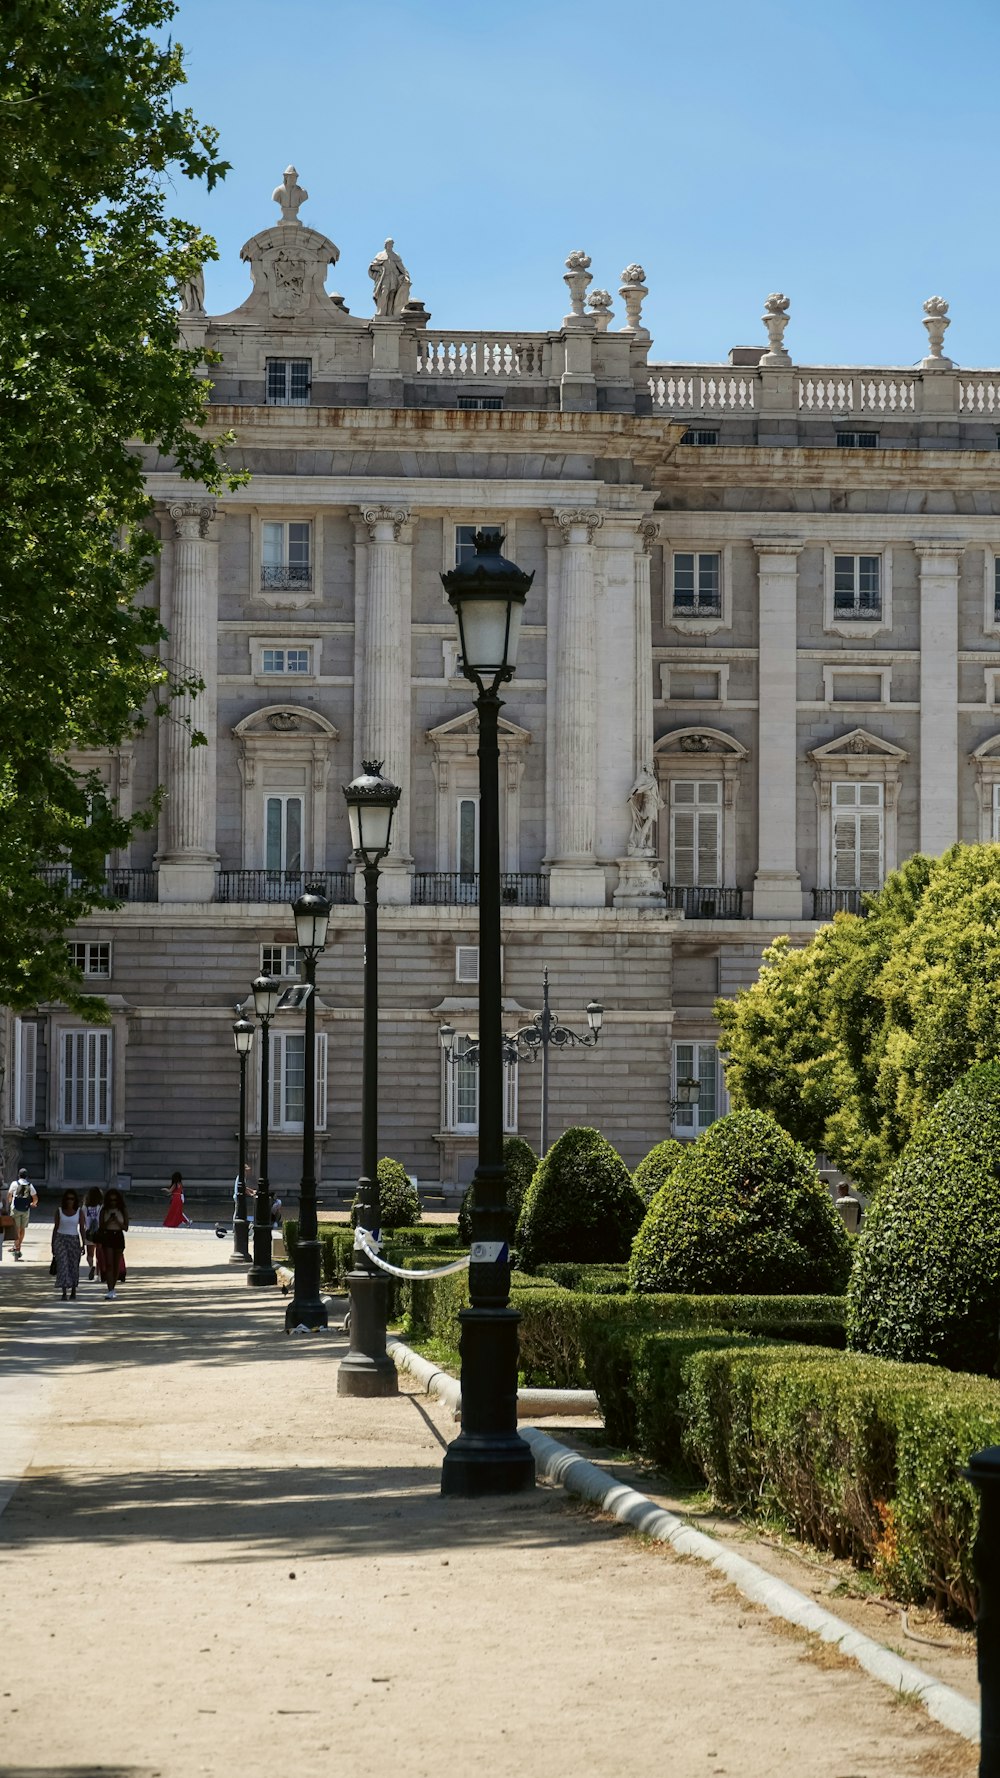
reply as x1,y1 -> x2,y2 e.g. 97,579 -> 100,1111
606,1333 -> 1000,1623
535,1263 -> 630,1295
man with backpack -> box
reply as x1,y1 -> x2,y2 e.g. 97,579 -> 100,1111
8,1168 -> 38,1259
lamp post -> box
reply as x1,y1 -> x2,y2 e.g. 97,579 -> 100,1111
439,529 -> 536,1496
285,884 -> 332,1332
672,1078 -> 702,1117
337,761 -> 402,1397
231,1016 -> 255,1263
440,966 -> 603,1157
247,972 -> 280,1288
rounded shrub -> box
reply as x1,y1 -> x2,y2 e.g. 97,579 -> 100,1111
515,1126 -> 644,1269
847,1063 -> 1000,1374
629,1110 -> 851,1296
457,1135 -> 538,1244
633,1137 -> 686,1206
351,1157 -> 421,1231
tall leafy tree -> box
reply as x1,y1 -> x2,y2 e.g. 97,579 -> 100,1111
0,0 -> 238,1011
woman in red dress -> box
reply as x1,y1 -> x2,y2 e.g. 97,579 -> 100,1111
162,1171 -> 191,1228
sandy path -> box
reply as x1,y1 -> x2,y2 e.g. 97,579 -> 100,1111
0,1230 -> 977,1778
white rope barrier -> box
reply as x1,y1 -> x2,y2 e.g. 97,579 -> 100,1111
353,1227 -> 471,1281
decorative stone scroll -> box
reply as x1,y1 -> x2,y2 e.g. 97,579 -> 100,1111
555,509 -> 603,544
362,505 -> 410,542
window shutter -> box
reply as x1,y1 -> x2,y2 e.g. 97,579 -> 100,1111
696,809 -> 720,886
271,1033 -> 284,1128
456,945 -> 479,983
21,1022 -> 36,1127
833,814 -> 857,888
503,1056 -> 518,1133
857,813 -> 883,891
672,811 -> 696,885
315,1032 -> 328,1131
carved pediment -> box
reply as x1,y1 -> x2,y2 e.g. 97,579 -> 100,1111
427,710 -> 532,747
972,733 -> 1000,762
808,727 -> 908,763
654,726 -> 748,760
234,706 -> 338,741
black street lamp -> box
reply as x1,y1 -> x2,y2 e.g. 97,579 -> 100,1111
337,761 -> 402,1397
439,530 -> 536,1496
440,966 -> 604,1156
285,884 -> 332,1332
247,972 -> 280,1288
231,1015 -> 255,1264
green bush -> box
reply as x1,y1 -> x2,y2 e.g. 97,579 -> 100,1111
351,1158 -> 422,1231
633,1138 -> 685,1206
457,1135 -> 538,1243
630,1110 -> 851,1296
386,1224 -> 462,1253
848,1063 -> 1000,1375
536,1262 -> 630,1295
516,1126 -> 644,1269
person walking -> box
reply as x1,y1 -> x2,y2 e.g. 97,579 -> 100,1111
51,1190 -> 86,1300
834,1180 -> 864,1233
163,1171 -> 192,1228
8,1168 -> 38,1260
97,1188 -> 129,1300
82,1188 -> 103,1280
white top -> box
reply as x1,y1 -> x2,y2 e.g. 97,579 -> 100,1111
56,1208 -> 82,1235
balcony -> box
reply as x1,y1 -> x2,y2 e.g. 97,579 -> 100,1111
665,886 -> 746,920
412,872 -> 548,908
39,866 -> 158,902
260,564 -> 311,591
812,888 -> 866,918
216,869 -> 356,905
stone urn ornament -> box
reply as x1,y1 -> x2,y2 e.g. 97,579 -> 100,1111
922,296 -> 953,368
588,289 -> 614,332
619,264 -> 649,338
563,250 -> 593,325
760,293 -> 791,367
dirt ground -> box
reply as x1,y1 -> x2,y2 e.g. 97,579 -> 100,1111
0,1226 -> 979,1778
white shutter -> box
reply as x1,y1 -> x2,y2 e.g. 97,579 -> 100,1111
62,1029 -> 110,1130
833,814 -> 857,888
672,811 -> 696,885
12,1020 -> 36,1127
503,1055 -> 518,1133
857,813 -> 883,891
456,945 -> 479,983
696,808 -> 720,886
315,1032 -> 328,1131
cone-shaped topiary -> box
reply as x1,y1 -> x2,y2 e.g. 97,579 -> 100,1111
629,1110 -> 851,1295
351,1157 -> 421,1230
457,1135 -> 538,1244
515,1126 -> 644,1269
847,1063 -> 1000,1373
633,1137 -> 686,1206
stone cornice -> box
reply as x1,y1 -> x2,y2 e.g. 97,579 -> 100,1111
659,442 -> 1000,492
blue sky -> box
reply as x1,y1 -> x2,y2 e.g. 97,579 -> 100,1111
168,0 -> 1000,368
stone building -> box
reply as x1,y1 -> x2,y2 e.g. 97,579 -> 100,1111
9,169 -> 1000,1200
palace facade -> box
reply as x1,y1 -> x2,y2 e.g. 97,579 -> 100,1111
10,171 -> 1000,1199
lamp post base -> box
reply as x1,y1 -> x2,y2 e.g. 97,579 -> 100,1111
337,1269 -> 399,1397
247,1265 -> 277,1287
230,1215 -> 251,1264
285,1236 -> 328,1331
441,1305 -> 536,1497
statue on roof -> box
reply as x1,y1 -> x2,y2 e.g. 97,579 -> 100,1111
272,165 -> 308,223
368,238 -> 411,317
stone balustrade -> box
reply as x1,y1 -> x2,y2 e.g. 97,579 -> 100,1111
648,361 -> 1000,422
413,332 -> 553,380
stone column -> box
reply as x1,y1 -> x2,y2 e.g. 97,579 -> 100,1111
752,542 -> 803,919
548,510 -> 605,907
614,519 -> 664,907
916,543 -> 960,854
358,505 -> 413,900
157,499 -> 219,903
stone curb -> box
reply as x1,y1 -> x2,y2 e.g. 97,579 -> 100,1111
388,1337 -> 980,1747
386,1336 -> 599,1419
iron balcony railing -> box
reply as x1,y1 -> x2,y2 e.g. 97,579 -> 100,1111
665,886 -> 746,919
217,869 -> 356,905
412,871 -> 549,908
260,564 -> 312,591
812,888 -> 866,918
38,866 -> 158,902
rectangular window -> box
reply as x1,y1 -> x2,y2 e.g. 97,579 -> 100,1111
265,794 -> 303,872
270,1031 -> 327,1132
265,359 -> 311,406
261,521 -> 312,591
680,428 -> 719,446
61,1029 -> 111,1131
832,781 -> 884,891
261,647 -> 311,675
673,1041 -> 723,1135
10,1019 -> 37,1128
455,945 -> 479,984
455,524 -> 503,566
833,554 -> 882,618
672,552 -> 721,616
670,781 -> 721,887
67,941 -> 111,977
261,944 -> 302,978
457,796 -> 479,880
445,1036 -> 517,1134
836,431 -> 879,448
457,396 -> 503,411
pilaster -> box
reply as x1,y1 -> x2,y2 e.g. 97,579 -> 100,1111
612,518 -> 663,908
916,542 -> 961,854
752,541 -> 804,920
548,510 -> 605,907
359,505 -> 413,900
157,499 -> 220,903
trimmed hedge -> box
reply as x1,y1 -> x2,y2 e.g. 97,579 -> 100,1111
848,1063 -> 1000,1374
536,1263 -> 630,1295
516,1126 -> 645,1268
633,1138 -> 685,1206
457,1135 -> 538,1244
630,1110 -> 851,1296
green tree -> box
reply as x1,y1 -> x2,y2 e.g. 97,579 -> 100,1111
0,0 -> 238,1011
515,1127 -> 644,1269
457,1135 -> 538,1243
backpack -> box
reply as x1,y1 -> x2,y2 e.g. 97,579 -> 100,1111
13,1179 -> 32,1207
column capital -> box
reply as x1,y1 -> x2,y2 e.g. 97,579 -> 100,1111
638,519 -> 660,554
168,499 -> 216,541
360,505 -> 411,542
914,541 -> 963,563
554,508 -> 603,544
751,537 -> 803,559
